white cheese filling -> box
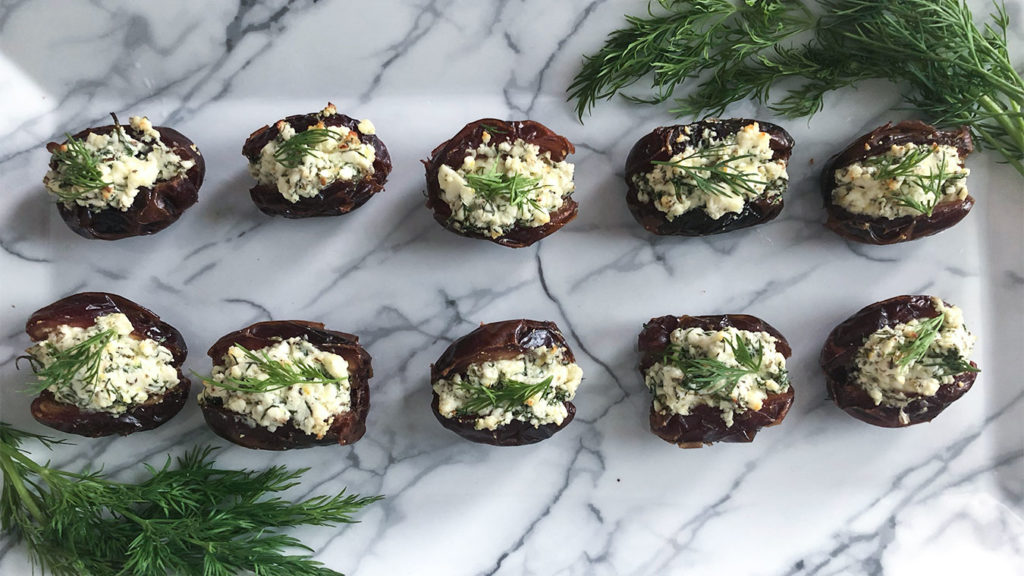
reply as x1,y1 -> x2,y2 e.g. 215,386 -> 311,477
634,122 -> 788,221
43,116 -> 195,212
854,299 -> 976,410
250,104 -> 377,203
26,313 -> 180,414
644,326 -> 789,428
433,346 -> 583,431
832,142 -> 969,219
200,337 -> 351,439
437,138 -> 575,238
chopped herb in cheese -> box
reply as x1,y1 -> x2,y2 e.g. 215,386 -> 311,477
199,337 -> 351,439
25,313 -> 180,414
43,116 -> 195,212
634,122 -> 788,221
644,326 -> 789,427
433,346 -> 583,431
833,142 -> 969,218
437,138 -> 575,238
249,104 -> 377,203
854,299 -> 976,414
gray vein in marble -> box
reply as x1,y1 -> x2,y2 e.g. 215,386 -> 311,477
729,265 -> 821,310
183,261 -> 216,285
0,236 -> 50,263
1006,270 -> 1024,286
223,297 -> 274,322
182,240 -> 219,261
95,267 -> 127,281
359,0 -> 445,102
149,275 -> 182,294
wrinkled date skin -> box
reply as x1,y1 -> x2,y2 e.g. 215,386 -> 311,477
430,319 -> 577,446
625,119 -> 794,236
202,321 -> 372,450
24,292 -> 190,437
820,295 -> 978,427
822,121 -> 974,244
638,314 -> 794,448
242,110 -> 391,218
47,124 -> 205,240
423,118 -> 577,248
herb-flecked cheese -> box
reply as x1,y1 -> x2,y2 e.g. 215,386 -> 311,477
43,116 -> 195,212
200,337 -> 351,439
437,138 -> 575,238
634,122 -> 788,221
433,346 -> 583,431
644,326 -> 789,427
26,313 -> 180,414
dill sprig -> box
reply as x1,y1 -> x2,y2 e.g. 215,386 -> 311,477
456,375 -> 555,415
661,336 -> 765,395
894,314 -> 945,367
651,145 -> 768,198
49,133 -> 112,200
463,159 -> 545,210
22,329 -> 116,395
273,127 -> 350,169
0,422 -> 380,576
207,344 -> 347,394
924,351 -> 981,377
569,0 -> 1024,177
863,146 -> 962,216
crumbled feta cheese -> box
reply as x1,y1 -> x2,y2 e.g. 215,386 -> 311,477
199,337 -> 351,438
833,142 -> 969,219
644,326 -> 789,427
854,298 -> 975,407
26,313 -> 180,414
634,122 -> 787,220
357,119 -> 376,135
437,138 -> 575,238
433,346 -> 583,430
43,116 -> 195,212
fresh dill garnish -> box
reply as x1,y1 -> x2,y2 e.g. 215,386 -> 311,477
863,146 -> 961,216
480,124 -> 508,135
456,375 -> 555,416
651,145 -> 768,198
569,0 -> 1024,177
22,329 -> 116,395
0,422 -> 381,576
206,344 -> 347,394
661,336 -> 765,395
924,351 -> 981,377
273,127 -> 349,169
49,133 -> 112,200
894,314 -> 945,367
463,159 -> 545,210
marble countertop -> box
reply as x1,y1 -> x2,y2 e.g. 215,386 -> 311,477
1,1 -> 1022,574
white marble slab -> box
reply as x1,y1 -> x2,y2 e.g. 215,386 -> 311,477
0,1 -> 1022,574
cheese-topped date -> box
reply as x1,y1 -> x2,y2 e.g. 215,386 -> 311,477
625,119 -> 793,236
22,292 -> 189,437
424,118 -> 578,247
822,121 -> 974,244
430,320 -> 583,445
638,314 -> 794,447
821,295 -> 979,427
43,115 -> 204,240
199,321 -> 371,450
242,103 -> 391,218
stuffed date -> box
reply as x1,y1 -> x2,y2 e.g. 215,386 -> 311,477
638,314 -> 794,447
198,320 -> 371,450
822,121 -> 974,244
43,115 -> 205,240
424,119 -> 577,247
625,119 -> 793,236
22,292 -> 190,437
821,295 -> 979,427
242,103 -> 391,218
430,319 -> 583,445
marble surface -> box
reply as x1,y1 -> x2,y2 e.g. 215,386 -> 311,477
1,1 -> 1022,574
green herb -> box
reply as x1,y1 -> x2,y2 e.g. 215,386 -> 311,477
925,351 -> 981,377
479,124 -> 508,135
21,329 -> 116,395
569,0 -> 1024,177
49,133 -> 112,200
661,335 -> 765,395
463,159 -> 545,210
894,314 -> 945,367
0,423 -> 380,576
456,375 -> 555,415
273,128 -> 348,169
863,146 -> 962,216
651,144 -> 768,197
204,344 -> 347,394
